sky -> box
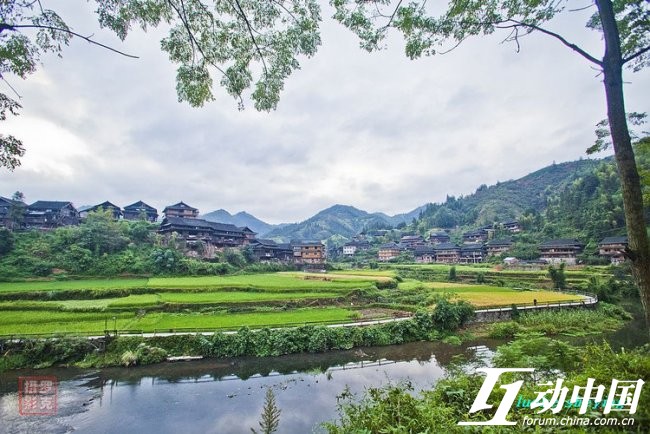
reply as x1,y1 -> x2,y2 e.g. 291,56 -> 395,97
1,2 -> 648,224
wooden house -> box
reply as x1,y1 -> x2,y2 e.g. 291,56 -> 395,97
400,234 -> 425,248
598,236 -> 628,265
159,216 -> 248,251
163,201 -> 199,219
433,243 -> 460,263
123,201 -> 158,222
291,240 -> 326,265
250,239 -> 280,262
486,237 -> 513,256
25,201 -> 79,229
502,220 -> 522,233
81,201 -> 123,220
538,238 -> 584,265
462,229 -> 488,244
0,196 -> 25,229
378,242 -> 402,262
460,243 -> 485,264
428,231 -> 450,244
239,226 -> 257,245
414,246 -> 436,263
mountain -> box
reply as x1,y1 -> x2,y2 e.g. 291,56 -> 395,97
202,209 -> 275,236
263,204 -> 425,242
413,158 -> 606,230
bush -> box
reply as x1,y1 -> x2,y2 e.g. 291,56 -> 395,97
488,321 -> 523,338
431,298 -> 475,331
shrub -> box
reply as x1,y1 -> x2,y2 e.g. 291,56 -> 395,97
431,298 -> 475,331
121,350 -> 138,367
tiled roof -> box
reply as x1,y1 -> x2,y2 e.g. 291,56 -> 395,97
539,238 -> 584,248
433,243 -> 460,250
486,237 -> 513,247
29,201 -> 74,210
163,201 -> 197,212
599,236 -> 628,245
124,201 -> 157,212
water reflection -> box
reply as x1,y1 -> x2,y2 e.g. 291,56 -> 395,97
0,341 -> 493,434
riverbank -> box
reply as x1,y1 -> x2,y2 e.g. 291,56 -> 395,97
0,301 -> 631,372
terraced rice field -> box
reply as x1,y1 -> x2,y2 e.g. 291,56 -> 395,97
0,268 -> 589,336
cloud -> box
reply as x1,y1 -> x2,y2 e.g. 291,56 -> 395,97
0,3 -> 648,223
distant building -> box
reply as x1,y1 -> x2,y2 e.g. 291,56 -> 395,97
539,238 -> 584,265
159,216 -> 249,254
460,243 -> 485,264
291,240 -> 326,265
598,236 -> 628,265
428,231 -> 450,244
163,201 -> 199,219
400,235 -> 425,248
0,196 -> 25,229
414,246 -> 436,263
486,237 -> 513,257
378,242 -> 401,262
462,229 -> 488,244
502,220 -> 522,233
250,239 -> 280,262
433,243 -> 460,263
342,240 -> 370,256
240,227 -> 257,244
25,201 -> 79,229
81,201 -> 122,220
123,201 -> 158,222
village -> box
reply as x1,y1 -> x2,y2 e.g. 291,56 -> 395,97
0,195 -> 628,267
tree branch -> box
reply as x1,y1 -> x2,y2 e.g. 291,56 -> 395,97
499,19 -> 602,66
165,0 -> 226,76
230,0 -> 269,78
623,45 -> 650,65
4,24 -> 139,58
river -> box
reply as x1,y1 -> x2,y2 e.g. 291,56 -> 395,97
0,314 -> 646,434
0,339 -> 498,434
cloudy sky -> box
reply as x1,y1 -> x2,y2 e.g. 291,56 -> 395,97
1,2 -> 648,224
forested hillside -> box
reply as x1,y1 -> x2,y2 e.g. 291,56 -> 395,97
412,158 -> 604,232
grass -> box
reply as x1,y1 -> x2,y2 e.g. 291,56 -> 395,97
148,273 -> 378,291
0,307 -> 357,335
158,291 -> 341,304
0,278 -> 148,293
128,308 -> 356,330
451,290 -> 583,307
0,270 -> 594,337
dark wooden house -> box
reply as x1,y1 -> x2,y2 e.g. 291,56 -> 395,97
460,243 -> 485,264
598,236 -> 628,265
486,237 -> 513,257
159,216 -> 247,250
163,201 -> 199,219
123,201 -> 158,222
82,201 -> 123,220
25,201 -> 79,229
433,243 -> 460,263
414,246 -> 436,263
0,196 -> 25,229
462,229 -> 488,244
428,231 -> 450,244
538,238 -> 584,265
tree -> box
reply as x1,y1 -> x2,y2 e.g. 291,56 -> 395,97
0,0 -> 321,170
8,191 -> 25,230
331,0 -> 650,330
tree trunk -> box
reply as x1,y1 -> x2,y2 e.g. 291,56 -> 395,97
597,0 -> 650,332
